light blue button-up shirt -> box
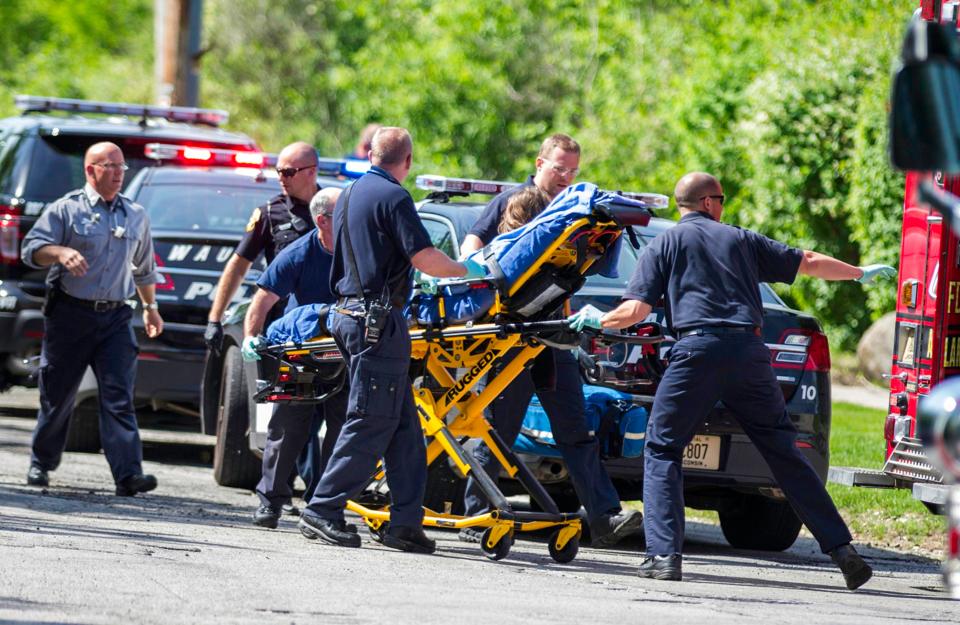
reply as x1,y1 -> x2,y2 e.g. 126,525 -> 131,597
21,183 -> 159,301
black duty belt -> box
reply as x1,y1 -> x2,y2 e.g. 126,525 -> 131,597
337,297 -> 364,307
59,291 -> 127,312
677,325 -> 760,339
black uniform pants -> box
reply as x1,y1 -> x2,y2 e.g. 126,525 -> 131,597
31,300 -> 143,483
256,390 -> 346,508
643,333 -> 853,556
462,347 -> 622,524
304,307 -> 426,528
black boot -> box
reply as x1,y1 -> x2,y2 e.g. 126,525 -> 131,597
381,526 -> 436,554
298,513 -> 361,548
829,544 -> 872,590
115,474 -> 157,497
638,554 -> 682,581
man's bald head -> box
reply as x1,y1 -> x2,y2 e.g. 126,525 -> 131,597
84,141 -> 122,167
278,141 -> 318,167
84,142 -> 125,201
674,172 -> 722,210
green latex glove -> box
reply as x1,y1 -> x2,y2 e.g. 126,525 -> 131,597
414,270 -> 438,295
856,264 -> 896,284
241,335 -> 265,362
566,304 -> 604,331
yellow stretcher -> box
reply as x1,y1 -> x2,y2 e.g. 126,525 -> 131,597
255,187 -> 664,562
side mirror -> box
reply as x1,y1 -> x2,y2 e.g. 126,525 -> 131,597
890,19 -> 960,172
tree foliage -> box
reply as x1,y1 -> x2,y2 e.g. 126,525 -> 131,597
0,0 -> 916,349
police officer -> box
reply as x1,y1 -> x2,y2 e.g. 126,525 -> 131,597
241,188 -> 346,529
457,133 -> 642,547
298,127 -> 484,552
22,142 -> 163,495
205,141 -> 321,513
570,171 -> 896,588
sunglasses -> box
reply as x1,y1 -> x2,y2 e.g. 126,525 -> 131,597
276,164 -> 316,178
699,194 -> 725,205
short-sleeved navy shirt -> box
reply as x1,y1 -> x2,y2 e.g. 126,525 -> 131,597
624,211 -> 803,334
256,232 -> 335,313
467,175 -> 536,244
330,166 -> 433,305
235,190 -> 317,264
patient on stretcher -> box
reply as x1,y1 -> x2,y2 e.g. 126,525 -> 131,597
266,182 -> 650,344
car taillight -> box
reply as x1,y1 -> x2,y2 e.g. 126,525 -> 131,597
0,204 -> 21,265
775,329 -> 830,372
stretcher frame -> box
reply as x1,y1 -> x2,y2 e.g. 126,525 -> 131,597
256,205 -> 663,562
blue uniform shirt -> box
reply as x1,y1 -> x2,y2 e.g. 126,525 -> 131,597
21,184 -> 159,301
467,175 -> 535,245
256,232 -> 335,313
624,211 -> 803,334
329,166 -> 432,306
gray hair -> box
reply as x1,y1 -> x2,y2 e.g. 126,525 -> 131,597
309,187 -> 342,221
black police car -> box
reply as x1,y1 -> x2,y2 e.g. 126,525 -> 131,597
0,95 -> 258,403
413,176 -> 832,552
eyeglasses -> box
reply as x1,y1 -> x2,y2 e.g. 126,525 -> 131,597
542,159 -> 580,178
699,194 -> 725,205
93,162 -> 129,171
276,164 -> 316,178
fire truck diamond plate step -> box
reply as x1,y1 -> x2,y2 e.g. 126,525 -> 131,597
828,466 -> 898,488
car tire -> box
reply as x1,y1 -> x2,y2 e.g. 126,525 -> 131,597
719,494 -> 803,552
212,345 -> 261,489
422,459 -> 466,516
65,398 -> 101,453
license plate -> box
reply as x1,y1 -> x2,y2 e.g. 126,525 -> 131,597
682,435 -> 721,470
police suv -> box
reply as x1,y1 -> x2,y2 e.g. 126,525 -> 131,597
0,95 -> 257,402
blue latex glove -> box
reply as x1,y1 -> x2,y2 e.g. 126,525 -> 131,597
414,270 -> 438,295
461,258 -> 487,280
566,304 -> 604,331
856,264 -> 896,284
241,335 -> 265,362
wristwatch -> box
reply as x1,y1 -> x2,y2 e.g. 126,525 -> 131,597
142,301 -> 159,311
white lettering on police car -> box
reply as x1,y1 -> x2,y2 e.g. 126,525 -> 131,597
216,247 -> 232,263
0,295 -> 16,310
183,282 -> 214,300
192,246 -> 211,262
168,244 -> 192,262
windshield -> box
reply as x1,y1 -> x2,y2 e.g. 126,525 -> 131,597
134,183 -> 280,232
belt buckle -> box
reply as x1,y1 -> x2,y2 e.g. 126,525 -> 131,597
93,300 -> 110,312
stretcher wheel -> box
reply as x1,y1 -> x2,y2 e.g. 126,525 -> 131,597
548,529 -> 579,564
480,527 -> 511,561
368,521 -> 388,544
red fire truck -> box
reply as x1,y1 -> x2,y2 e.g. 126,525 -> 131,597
827,1 -> 957,512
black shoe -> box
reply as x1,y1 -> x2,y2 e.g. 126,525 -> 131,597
458,527 -> 485,544
592,509 -> 643,547
830,544 -> 872,590
298,513 -> 361,548
638,554 -> 682,581
281,502 -> 300,516
115,473 -> 158,497
253,505 -> 281,529
26,465 -> 48,487
380,526 -> 436,554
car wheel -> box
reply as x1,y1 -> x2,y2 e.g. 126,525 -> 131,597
65,398 -> 101,453
212,345 -> 261,489
719,493 -> 803,552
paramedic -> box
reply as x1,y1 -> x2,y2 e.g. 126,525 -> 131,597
23,142 -> 163,496
241,188 -> 345,530
569,171 -> 895,587
298,127 -> 485,552
457,134 -> 643,546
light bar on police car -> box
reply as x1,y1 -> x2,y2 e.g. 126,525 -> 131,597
317,158 -> 370,179
416,175 -> 520,196
15,95 -> 230,127
144,143 -> 270,167
607,191 -> 670,209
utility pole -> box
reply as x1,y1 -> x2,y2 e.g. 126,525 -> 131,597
154,0 -> 204,107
